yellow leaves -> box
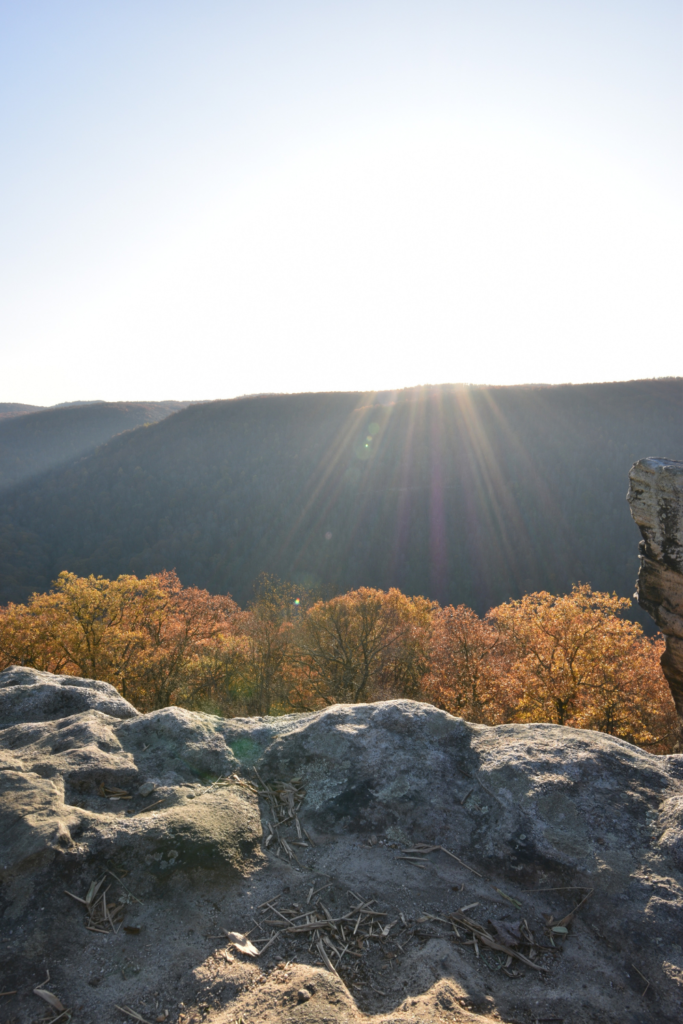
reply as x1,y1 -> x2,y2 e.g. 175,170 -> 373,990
423,586 -> 677,752
290,587 -> 435,708
487,585 -> 649,727
422,604 -> 507,724
0,570 -> 241,713
0,575 -> 677,752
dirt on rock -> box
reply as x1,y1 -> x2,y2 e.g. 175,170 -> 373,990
1,666 -> 683,1024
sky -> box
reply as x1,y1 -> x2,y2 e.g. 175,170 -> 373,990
0,1 -> 680,405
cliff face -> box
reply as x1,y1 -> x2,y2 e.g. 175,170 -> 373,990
628,458 -> 683,736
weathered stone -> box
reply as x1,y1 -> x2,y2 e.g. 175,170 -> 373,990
2,669 -> 683,1023
0,664 -> 140,723
628,458 -> 683,728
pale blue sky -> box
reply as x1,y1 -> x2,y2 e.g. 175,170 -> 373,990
1,1 -> 680,404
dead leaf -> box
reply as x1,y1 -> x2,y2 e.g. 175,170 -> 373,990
136,798 -> 166,814
222,930 -> 259,956
34,989 -> 65,1013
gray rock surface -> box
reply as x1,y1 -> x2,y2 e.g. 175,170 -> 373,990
2,669 -> 683,1023
0,664 -> 140,723
628,458 -> 683,728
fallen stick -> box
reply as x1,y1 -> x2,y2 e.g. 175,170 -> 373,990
476,932 -> 547,971
286,921 -> 337,934
135,798 -> 166,814
116,1006 -> 155,1024
450,914 -> 546,972
64,890 -> 88,905
554,889 -> 593,928
631,963 -> 650,997
317,938 -> 339,976
258,892 -> 285,908
44,1011 -> 71,1024
438,846 -> 483,877
255,932 -> 280,956
521,886 -> 593,892
198,775 -> 225,798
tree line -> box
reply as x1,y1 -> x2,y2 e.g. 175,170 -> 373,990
0,571 -> 676,753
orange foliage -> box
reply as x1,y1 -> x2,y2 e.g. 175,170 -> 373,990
424,585 -> 678,752
287,587 -> 435,710
0,570 -> 240,711
421,604 -> 513,724
488,585 -> 678,750
0,574 -> 677,751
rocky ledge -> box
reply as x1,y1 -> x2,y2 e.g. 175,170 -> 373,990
1,665 -> 683,1024
629,457 -> 683,734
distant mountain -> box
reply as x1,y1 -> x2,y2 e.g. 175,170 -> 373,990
53,401 -> 107,407
0,403 -> 44,421
0,381 -> 680,616
0,401 -> 190,494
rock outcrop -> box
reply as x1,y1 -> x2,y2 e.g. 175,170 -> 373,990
0,666 -> 141,725
628,458 -> 683,735
2,666 -> 683,1023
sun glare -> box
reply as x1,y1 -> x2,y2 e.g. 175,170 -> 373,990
43,118 -> 677,401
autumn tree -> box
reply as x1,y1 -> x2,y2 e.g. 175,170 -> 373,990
289,587 -> 434,709
0,572 -> 158,683
0,571 -> 676,752
0,571 -> 241,711
422,604 -> 512,723
229,575 -> 312,716
119,571 -> 241,711
568,631 -> 676,752
488,584 -> 678,750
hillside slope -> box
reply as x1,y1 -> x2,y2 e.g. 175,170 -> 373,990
0,402 -> 43,421
0,400 -> 190,493
0,381 -> 681,609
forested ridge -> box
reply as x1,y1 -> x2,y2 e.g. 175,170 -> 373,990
0,380 -> 681,611
0,402 -> 43,421
0,400 -> 189,493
